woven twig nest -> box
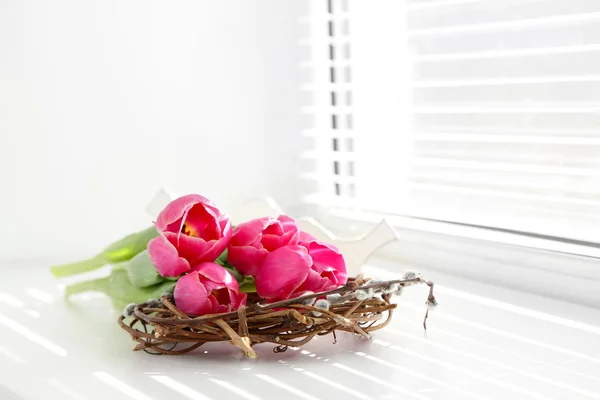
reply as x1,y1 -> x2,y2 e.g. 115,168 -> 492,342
118,274 -> 436,358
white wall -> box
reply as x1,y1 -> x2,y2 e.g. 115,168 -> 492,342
0,0 -> 306,261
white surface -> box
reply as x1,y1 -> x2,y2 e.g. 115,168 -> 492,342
0,0 -> 305,260
1,261 -> 599,400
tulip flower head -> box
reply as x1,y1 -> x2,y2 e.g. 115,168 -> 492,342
148,194 -> 232,277
174,262 -> 247,316
227,215 -> 300,276
255,240 -> 347,301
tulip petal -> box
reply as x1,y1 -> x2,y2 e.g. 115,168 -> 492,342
206,226 -> 232,262
227,245 -> 269,276
321,270 -> 339,286
295,268 -> 330,294
230,290 -> 247,309
197,198 -> 223,222
256,246 -> 311,300
194,262 -> 238,290
175,234 -> 214,263
210,287 -> 231,305
281,228 -> 300,246
261,233 -> 285,252
305,241 -> 347,285
220,217 -> 232,241
199,278 -> 219,294
277,215 -> 299,232
231,217 -> 271,245
213,303 -> 229,314
184,203 -> 220,241
147,235 -> 191,277
174,272 -> 212,315
298,231 -> 318,243
156,194 -> 213,232
206,293 -> 221,312
263,220 -> 284,236
305,241 -> 343,271
262,216 -> 299,250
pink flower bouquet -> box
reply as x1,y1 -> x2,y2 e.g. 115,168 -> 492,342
50,193 -> 435,357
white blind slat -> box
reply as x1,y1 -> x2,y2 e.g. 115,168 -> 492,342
303,0 -> 600,242
416,43 -> 600,62
408,0 -> 600,28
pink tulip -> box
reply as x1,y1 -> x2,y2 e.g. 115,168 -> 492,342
298,231 -> 317,243
227,215 -> 299,276
255,241 -> 347,301
302,239 -> 347,286
147,194 -> 232,277
174,262 -> 247,316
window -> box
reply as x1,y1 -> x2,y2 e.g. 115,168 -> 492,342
302,0 -> 600,243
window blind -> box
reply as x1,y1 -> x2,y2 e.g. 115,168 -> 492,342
301,0 -> 600,243
300,0 -> 356,207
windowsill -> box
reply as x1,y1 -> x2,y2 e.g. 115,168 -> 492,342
1,260 -> 599,399
324,208 -> 600,259
364,258 -> 600,329
303,208 -> 600,310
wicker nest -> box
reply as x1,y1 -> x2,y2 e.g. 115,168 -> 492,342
118,275 -> 435,358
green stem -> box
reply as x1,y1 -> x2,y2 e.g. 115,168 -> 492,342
64,277 -> 109,298
50,255 -> 106,278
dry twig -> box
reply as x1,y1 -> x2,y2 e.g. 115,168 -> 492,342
118,276 -> 436,357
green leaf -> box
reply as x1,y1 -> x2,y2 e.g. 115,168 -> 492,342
223,264 -> 244,283
126,250 -> 164,288
49,254 -> 106,278
64,269 -> 175,310
239,276 -> 256,293
50,226 -> 158,278
217,248 -> 228,264
102,226 -> 159,263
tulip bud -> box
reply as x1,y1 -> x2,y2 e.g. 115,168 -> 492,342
255,243 -> 347,302
173,263 -> 246,316
403,271 -> 420,279
160,292 -> 174,301
123,303 -> 136,318
300,291 -> 316,305
402,271 -> 421,285
326,293 -> 342,303
146,299 -> 162,308
383,283 -> 399,294
227,215 -> 300,276
426,297 -> 438,310
315,299 -> 330,310
312,299 -> 330,316
147,194 -> 232,278
355,289 -> 374,300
